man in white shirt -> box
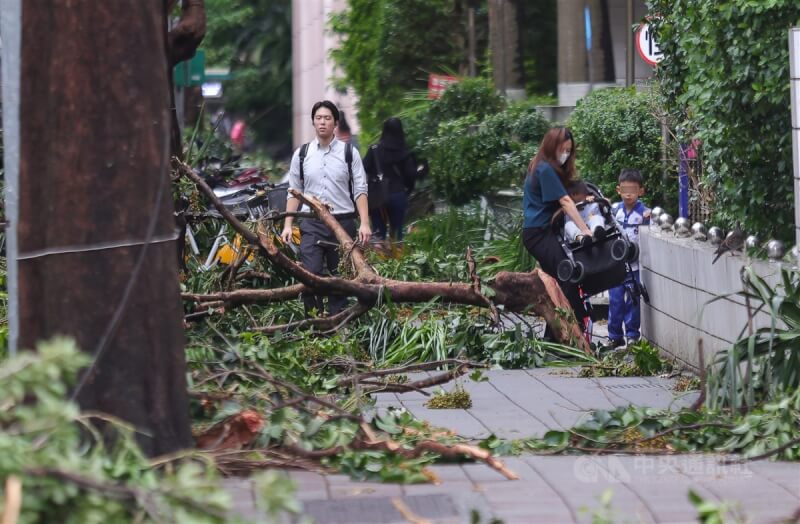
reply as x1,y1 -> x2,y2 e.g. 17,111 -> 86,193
281,100 -> 371,316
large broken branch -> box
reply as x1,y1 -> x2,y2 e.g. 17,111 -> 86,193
178,162 -> 589,351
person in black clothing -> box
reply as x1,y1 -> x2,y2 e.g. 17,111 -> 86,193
521,126 -> 593,325
362,117 -> 417,241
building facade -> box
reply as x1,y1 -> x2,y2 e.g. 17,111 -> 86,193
291,0 -> 360,148
557,0 -> 653,107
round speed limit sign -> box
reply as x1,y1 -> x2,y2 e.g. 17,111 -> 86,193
636,21 -> 663,67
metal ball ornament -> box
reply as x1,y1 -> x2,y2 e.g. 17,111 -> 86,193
691,222 -> 707,241
652,206 -> 665,219
744,235 -> 760,251
767,240 -> 785,260
708,226 -> 724,246
659,213 -> 674,230
673,217 -> 691,237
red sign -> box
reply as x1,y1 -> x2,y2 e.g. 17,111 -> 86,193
635,21 -> 663,67
427,74 -> 458,100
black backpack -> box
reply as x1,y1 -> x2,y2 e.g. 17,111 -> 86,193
298,141 -> 354,201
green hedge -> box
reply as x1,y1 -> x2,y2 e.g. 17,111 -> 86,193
567,87 -> 671,207
649,0 -> 800,239
421,98 -> 549,205
404,78 -> 506,153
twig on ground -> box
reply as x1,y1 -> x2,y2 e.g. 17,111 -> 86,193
722,436 -> 800,464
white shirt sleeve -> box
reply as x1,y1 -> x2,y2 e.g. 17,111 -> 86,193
286,147 -> 303,202
350,146 -> 368,200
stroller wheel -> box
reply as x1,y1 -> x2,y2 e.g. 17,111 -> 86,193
626,243 -> 640,263
569,260 -> 585,283
610,238 -> 628,261
557,259 -> 575,282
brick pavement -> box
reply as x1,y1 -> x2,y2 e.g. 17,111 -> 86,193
223,371 -> 799,523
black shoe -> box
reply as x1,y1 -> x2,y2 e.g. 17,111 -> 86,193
601,339 -> 625,351
593,226 -> 607,241
577,235 -> 592,248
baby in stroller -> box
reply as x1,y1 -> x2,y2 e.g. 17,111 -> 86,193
564,181 -> 608,246
552,181 -> 648,342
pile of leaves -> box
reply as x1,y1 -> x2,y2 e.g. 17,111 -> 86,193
579,339 -> 672,378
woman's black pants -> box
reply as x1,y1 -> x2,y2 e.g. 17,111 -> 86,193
522,226 -> 587,322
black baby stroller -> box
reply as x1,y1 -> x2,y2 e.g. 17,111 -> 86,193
552,183 -> 649,343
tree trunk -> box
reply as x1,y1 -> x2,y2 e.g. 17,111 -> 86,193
590,0 -> 615,83
557,0 -> 587,84
18,1 -> 192,455
488,0 -> 522,96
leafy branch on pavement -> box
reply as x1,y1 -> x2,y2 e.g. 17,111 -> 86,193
187,338 -> 518,481
491,387 -> 800,461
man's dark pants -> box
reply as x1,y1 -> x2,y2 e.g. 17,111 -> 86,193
299,216 -> 357,316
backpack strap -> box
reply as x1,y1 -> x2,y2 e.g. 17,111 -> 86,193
345,142 -> 353,200
298,142 -> 310,186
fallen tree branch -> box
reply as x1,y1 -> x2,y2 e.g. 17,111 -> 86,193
337,358 -> 486,386
251,302 -> 371,333
182,284 -> 306,307
24,467 -> 227,520
356,424 -> 519,480
179,160 -> 589,350
722,436 -> 800,464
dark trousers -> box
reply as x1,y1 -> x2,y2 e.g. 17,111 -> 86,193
608,270 -> 641,342
369,191 -> 408,241
299,216 -> 357,316
522,226 -> 588,322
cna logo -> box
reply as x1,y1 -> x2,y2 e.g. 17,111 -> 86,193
573,456 -> 632,483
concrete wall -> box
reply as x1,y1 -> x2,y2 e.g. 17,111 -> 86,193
639,227 -> 784,370
292,0 -> 360,148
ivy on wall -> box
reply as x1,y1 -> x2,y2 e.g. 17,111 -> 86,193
649,0 -> 800,239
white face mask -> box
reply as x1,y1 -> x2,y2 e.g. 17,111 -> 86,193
559,152 -> 570,166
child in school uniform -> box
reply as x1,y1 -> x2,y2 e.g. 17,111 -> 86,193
606,169 -> 651,349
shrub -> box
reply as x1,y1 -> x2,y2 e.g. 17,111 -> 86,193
649,0 -> 800,239
567,87 -> 671,207
404,77 -> 506,152
421,100 -> 549,204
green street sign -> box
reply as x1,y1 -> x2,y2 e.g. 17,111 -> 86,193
173,49 -> 206,87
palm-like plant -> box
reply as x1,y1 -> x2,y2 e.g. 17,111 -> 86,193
706,266 -> 800,412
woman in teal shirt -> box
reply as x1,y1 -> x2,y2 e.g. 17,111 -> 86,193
522,126 -> 592,323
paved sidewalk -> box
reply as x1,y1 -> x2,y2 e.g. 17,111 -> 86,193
223,371 -> 800,523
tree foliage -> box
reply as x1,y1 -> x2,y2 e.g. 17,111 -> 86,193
407,79 -> 549,204
203,0 -> 292,152
330,0 -> 474,138
0,339 -> 245,523
649,0 -> 800,239
568,87 -> 672,207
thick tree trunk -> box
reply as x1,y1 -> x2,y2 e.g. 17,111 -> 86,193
488,0 -> 522,96
18,1 -> 192,455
